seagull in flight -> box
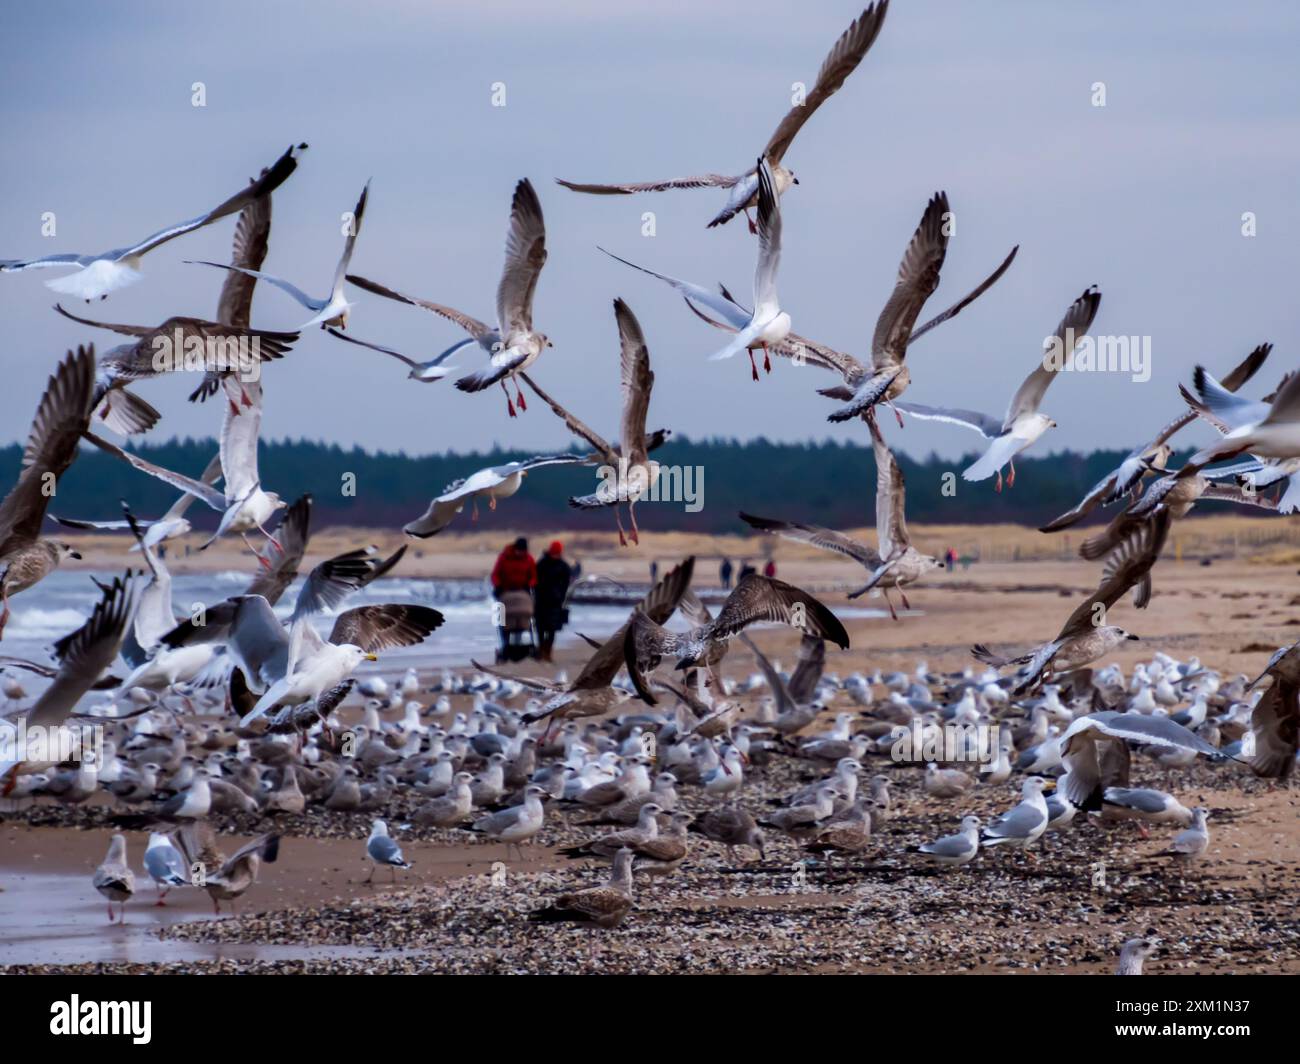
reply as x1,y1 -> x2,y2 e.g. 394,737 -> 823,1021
605,158 -> 789,381
348,178 -> 550,417
402,454 -> 584,538
1040,342 -> 1272,531
1,144 -> 305,301
1175,361 -> 1300,475
740,434 -> 941,619
555,3 -> 890,231
0,346 -> 98,635
895,287 -> 1101,491
189,181 -> 369,330
972,507 -> 1169,694
325,328 -> 462,382
624,572 -> 849,698
521,299 -> 661,544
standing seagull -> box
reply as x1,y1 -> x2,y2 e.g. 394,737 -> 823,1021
521,299 -> 659,544
1,143 -> 305,301
981,777 -> 1053,851
365,819 -> 411,883
93,834 -> 135,923
0,346 -> 96,635
604,158 -> 789,380
189,181 -> 369,330
143,831 -> 190,905
1147,809 -> 1210,864
914,815 -> 982,867
555,3 -> 890,230
895,287 -> 1102,491
348,178 -> 550,417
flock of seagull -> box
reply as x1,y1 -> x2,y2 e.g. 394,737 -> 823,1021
1,0 -> 1297,970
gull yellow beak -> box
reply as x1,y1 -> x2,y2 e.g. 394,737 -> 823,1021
1040,779 -> 1057,792
364,653 -> 379,662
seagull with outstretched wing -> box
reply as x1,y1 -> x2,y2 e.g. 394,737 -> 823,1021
1058,710 -> 1226,809
972,507 -> 1169,694
52,302 -> 298,429
605,158 -> 789,380
348,178 -> 550,417
556,4 -> 889,231
894,287 -> 1101,491
1,144 -> 305,301
624,572 -> 849,698
0,346 -> 98,635
189,181 -> 368,330
521,299 -> 660,544
402,453 -> 583,538
1,574 -> 137,790
1041,343 -> 1272,531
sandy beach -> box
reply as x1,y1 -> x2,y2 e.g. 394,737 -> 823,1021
3,518 -> 1298,974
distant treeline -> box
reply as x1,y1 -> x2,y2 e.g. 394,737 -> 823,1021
1,435 -> 1253,535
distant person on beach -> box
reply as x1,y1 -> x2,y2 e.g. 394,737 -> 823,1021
649,559 -> 659,583
945,547 -> 957,572
491,537 -> 537,660
739,560 -> 756,581
491,537 -> 536,598
719,557 -> 733,589
534,541 -> 571,662
763,558 -> 776,579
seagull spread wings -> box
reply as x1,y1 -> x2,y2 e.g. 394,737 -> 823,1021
1059,710 -> 1224,809
1041,343 -> 1271,531
0,346 -> 97,558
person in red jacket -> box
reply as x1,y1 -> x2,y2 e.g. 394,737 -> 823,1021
491,537 -> 537,598
492,537 -> 537,661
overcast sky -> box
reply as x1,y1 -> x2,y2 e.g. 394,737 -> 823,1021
2,0 -> 1298,463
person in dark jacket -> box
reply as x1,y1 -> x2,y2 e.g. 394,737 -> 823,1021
719,557 -> 733,589
534,540 -> 571,662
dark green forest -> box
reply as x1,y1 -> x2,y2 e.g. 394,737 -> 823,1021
2,435 -> 1232,534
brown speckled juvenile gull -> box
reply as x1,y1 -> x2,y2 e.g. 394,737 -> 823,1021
0,346 -> 99,633
972,507 -> 1169,694
529,847 -> 635,929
